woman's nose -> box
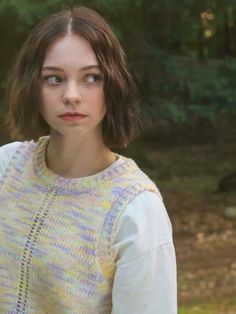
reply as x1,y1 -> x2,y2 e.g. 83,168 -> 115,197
62,82 -> 82,105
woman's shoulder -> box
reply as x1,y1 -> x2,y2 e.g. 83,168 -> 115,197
122,155 -> 162,199
0,141 -> 23,157
124,191 -> 172,237
0,141 -> 22,175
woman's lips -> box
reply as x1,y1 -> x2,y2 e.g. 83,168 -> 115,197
59,112 -> 87,121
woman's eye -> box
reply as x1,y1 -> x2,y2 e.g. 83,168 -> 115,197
44,75 -> 63,85
85,74 -> 102,83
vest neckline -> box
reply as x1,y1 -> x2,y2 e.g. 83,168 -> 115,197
32,136 -> 137,191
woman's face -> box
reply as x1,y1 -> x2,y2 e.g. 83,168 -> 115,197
40,34 -> 106,140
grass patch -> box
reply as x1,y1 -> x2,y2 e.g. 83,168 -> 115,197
178,306 -> 216,314
158,175 -> 217,193
179,298 -> 236,314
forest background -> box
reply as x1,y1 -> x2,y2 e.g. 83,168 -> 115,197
0,1 -> 236,313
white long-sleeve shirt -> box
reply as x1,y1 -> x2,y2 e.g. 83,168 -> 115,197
0,141 -> 177,314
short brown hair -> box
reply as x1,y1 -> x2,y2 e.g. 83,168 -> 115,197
7,6 -> 140,148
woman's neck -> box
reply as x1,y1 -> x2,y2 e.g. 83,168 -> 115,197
45,132 -> 117,179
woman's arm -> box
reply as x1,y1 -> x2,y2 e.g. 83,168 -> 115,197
112,191 -> 177,314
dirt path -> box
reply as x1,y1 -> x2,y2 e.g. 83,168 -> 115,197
163,176 -> 236,313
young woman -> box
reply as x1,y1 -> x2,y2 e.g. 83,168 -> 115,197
0,6 -> 177,314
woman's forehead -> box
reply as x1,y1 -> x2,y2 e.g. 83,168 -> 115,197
43,34 -> 98,67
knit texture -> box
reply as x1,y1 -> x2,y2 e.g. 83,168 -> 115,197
0,136 -> 161,314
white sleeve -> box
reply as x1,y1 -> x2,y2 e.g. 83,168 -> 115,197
0,142 -> 21,177
112,191 -> 177,314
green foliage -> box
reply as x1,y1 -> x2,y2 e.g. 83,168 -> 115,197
0,0 -> 62,25
141,47 -> 236,124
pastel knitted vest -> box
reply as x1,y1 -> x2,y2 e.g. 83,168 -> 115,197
0,136 -> 160,314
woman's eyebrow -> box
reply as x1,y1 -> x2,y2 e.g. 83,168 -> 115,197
42,65 -> 101,72
79,65 -> 101,71
42,66 -> 63,72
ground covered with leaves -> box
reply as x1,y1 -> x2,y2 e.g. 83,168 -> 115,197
123,138 -> 236,314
